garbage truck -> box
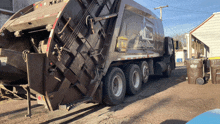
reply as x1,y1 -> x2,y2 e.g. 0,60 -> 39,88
0,0 -> 176,116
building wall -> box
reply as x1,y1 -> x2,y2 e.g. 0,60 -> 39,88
175,50 -> 187,62
192,13 -> 220,58
0,0 -> 40,28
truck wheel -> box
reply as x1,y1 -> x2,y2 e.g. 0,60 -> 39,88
103,67 -> 126,105
163,64 -> 172,77
125,64 -> 142,95
139,61 -> 149,83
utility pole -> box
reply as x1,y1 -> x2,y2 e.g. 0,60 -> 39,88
154,5 -> 168,20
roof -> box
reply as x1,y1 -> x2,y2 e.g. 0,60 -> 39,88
189,13 -> 218,34
213,12 -> 220,14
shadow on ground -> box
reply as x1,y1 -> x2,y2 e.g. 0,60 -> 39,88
0,104 -> 42,118
160,119 -> 187,124
40,104 -> 106,124
41,66 -> 187,123
110,66 -> 187,112
0,66 -> 187,124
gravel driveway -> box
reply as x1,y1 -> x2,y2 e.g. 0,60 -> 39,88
1,65 -> 220,124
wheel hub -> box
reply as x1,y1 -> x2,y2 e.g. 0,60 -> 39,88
143,65 -> 149,80
112,75 -> 123,97
132,71 -> 140,88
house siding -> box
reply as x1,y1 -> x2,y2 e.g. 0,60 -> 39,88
192,13 -> 220,58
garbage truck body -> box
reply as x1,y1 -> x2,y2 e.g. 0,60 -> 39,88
0,0 -> 175,113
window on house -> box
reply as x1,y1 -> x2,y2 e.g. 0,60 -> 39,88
0,0 -> 13,12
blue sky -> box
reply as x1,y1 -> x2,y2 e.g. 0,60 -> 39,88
134,0 -> 220,36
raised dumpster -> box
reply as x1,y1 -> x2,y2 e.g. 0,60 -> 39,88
186,59 -> 204,85
210,58 -> 220,84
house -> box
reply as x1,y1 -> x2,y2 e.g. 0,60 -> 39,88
186,12 -> 220,59
0,0 -> 39,28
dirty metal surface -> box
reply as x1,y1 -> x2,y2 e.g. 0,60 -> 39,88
44,0 -> 118,111
210,59 -> 220,84
26,53 -> 46,95
186,59 -> 203,84
2,0 -> 67,32
0,0 -> 166,112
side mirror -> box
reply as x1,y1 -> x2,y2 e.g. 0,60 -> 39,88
176,41 -> 179,50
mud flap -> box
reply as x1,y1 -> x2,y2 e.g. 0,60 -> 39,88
26,53 -> 46,95
164,37 -> 175,70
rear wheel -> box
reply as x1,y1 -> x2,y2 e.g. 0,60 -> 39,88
103,67 -> 126,105
125,64 -> 142,95
139,61 -> 149,83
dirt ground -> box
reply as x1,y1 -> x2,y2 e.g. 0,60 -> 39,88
1,64 -> 220,124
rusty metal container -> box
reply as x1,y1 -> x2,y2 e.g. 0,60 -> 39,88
186,59 -> 204,85
210,59 -> 220,84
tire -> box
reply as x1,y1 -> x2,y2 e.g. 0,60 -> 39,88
196,78 -> 205,85
125,64 -> 142,95
103,67 -> 126,105
139,61 -> 150,83
163,64 -> 172,77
